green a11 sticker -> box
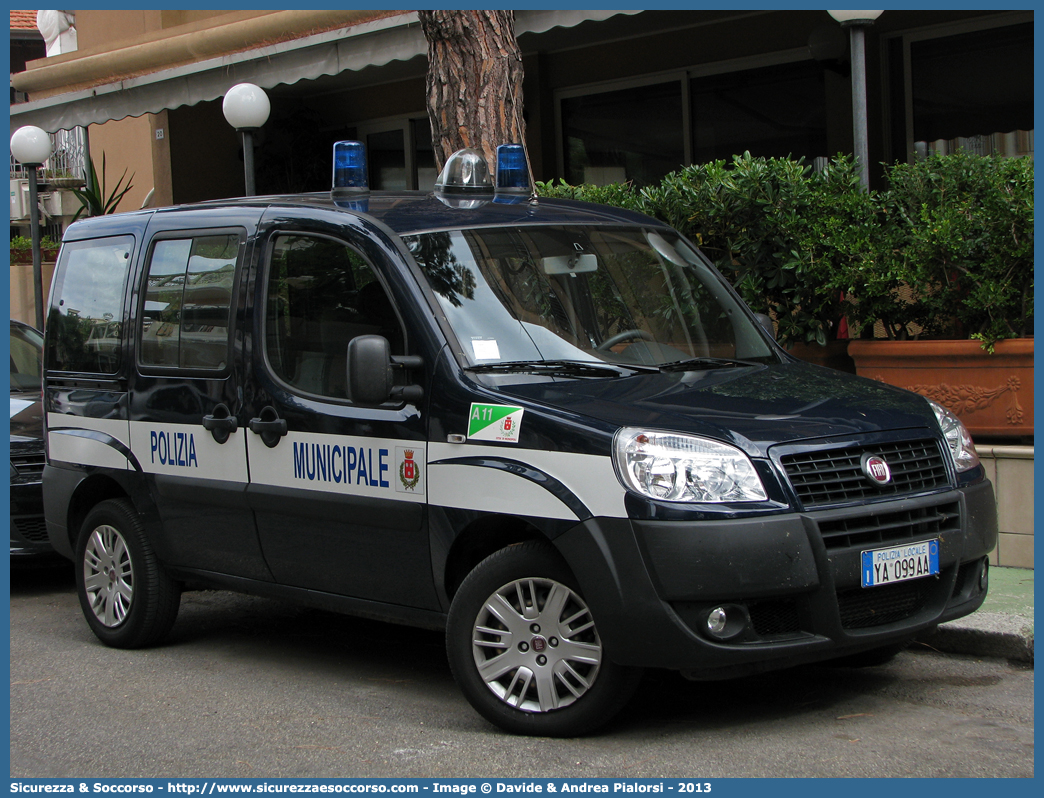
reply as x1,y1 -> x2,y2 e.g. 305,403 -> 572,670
468,403 -> 524,443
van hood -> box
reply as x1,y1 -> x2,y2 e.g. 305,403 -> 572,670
10,390 -> 44,443
500,360 -> 939,457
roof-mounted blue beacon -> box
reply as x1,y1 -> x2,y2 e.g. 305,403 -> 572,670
495,143 -> 529,192
332,140 -> 369,210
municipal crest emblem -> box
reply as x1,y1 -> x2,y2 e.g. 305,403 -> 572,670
399,449 -> 421,491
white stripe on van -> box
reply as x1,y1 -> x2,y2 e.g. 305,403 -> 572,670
428,442 -> 627,519
47,414 -> 131,470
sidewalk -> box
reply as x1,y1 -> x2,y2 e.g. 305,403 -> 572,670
916,565 -> 1035,662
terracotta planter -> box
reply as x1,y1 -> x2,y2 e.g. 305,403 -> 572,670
848,338 -> 1034,440
787,340 -> 856,373
11,249 -> 59,264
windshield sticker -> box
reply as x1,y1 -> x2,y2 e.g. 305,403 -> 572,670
468,403 -> 524,444
471,339 -> 501,360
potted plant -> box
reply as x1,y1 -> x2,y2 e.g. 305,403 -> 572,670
837,152 -> 1034,440
10,235 -> 60,263
70,152 -> 134,221
42,168 -> 85,190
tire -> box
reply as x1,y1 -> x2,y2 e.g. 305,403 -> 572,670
446,540 -> 642,737
75,498 -> 181,649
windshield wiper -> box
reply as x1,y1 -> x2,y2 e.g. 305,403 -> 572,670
658,356 -> 763,373
466,360 -> 653,378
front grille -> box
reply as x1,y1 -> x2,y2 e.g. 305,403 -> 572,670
817,500 -> 960,550
781,438 -> 950,508
11,449 -> 46,480
748,599 -> 801,637
837,577 -> 937,629
12,516 -> 48,542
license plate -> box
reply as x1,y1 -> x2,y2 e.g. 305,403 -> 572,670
861,539 -> 939,588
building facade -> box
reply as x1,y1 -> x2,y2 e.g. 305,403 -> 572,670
10,8 -> 1032,211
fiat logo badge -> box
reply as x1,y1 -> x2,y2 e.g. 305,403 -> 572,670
861,453 -> 892,486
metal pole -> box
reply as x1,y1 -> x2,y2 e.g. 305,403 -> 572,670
241,129 -> 256,196
850,23 -> 870,191
27,166 -> 45,331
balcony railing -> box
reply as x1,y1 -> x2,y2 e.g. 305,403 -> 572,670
9,126 -> 88,181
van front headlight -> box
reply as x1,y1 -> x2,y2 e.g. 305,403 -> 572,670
928,399 -> 979,472
613,428 -> 767,503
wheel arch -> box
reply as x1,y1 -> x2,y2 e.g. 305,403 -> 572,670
65,474 -> 131,550
442,513 -> 559,601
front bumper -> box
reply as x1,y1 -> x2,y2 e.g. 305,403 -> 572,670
555,479 -> 997,677
10,479 -> 51,557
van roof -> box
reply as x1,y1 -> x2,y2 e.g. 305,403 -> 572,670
63,191 -> 664,239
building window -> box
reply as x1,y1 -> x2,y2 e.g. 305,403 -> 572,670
357,118 -> 437,191
690,60 -> 827,165
561,80 -> 684,187
558,59 -> 828,187
910,22 -> 1033,158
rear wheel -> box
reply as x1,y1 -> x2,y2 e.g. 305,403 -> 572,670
76,499 -> 181,648
446,541 -> 641,736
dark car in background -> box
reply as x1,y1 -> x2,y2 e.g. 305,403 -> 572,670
10,319 -> 50,557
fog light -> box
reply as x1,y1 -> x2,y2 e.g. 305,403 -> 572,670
707,607 -> 728,636
979,559 -> 989,592
699,603 -> 750,642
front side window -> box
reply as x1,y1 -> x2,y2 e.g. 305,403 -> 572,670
264,234 -> 404,399
46,235 -> 135,374
406,225 -> 776,373
139,234 -> 239,371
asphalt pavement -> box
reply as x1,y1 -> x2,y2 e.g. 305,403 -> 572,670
916,564 -> 1034,662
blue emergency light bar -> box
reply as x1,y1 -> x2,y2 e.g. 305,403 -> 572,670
495,143 -> 529,194
332,140 -> 369,194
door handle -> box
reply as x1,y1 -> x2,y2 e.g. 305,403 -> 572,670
202,403 -> 238,444
248,406 -> 288,448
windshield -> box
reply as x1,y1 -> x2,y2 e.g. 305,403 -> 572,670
405,225 -> 776,372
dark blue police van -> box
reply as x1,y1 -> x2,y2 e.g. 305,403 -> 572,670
42,144 -> 997,736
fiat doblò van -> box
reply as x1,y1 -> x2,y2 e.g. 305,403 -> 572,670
43,147 -> 996,737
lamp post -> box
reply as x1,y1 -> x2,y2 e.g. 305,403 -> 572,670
828,10 -> 883,191
222,83 -> 271,196
10,126 -> 53,331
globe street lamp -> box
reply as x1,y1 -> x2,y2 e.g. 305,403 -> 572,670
828,10 -> 883,190
10,126 -> 53,331
222,83 -> 270,196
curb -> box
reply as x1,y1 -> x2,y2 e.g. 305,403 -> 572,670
916,612 -> 1035,663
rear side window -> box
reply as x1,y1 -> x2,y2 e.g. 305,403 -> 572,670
264,234 -> 404,399
139,233 -> 240,371
46,235 -> 135,374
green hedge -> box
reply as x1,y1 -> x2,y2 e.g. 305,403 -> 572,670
537,151 -> 1033,348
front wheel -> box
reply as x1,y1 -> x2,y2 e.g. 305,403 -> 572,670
76,498 -> 181,649
446,541 -> 641,736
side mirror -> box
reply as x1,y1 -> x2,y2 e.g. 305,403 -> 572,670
347,335 -> 425,405
347,335 -> 393,405
754,313 -> 776,341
